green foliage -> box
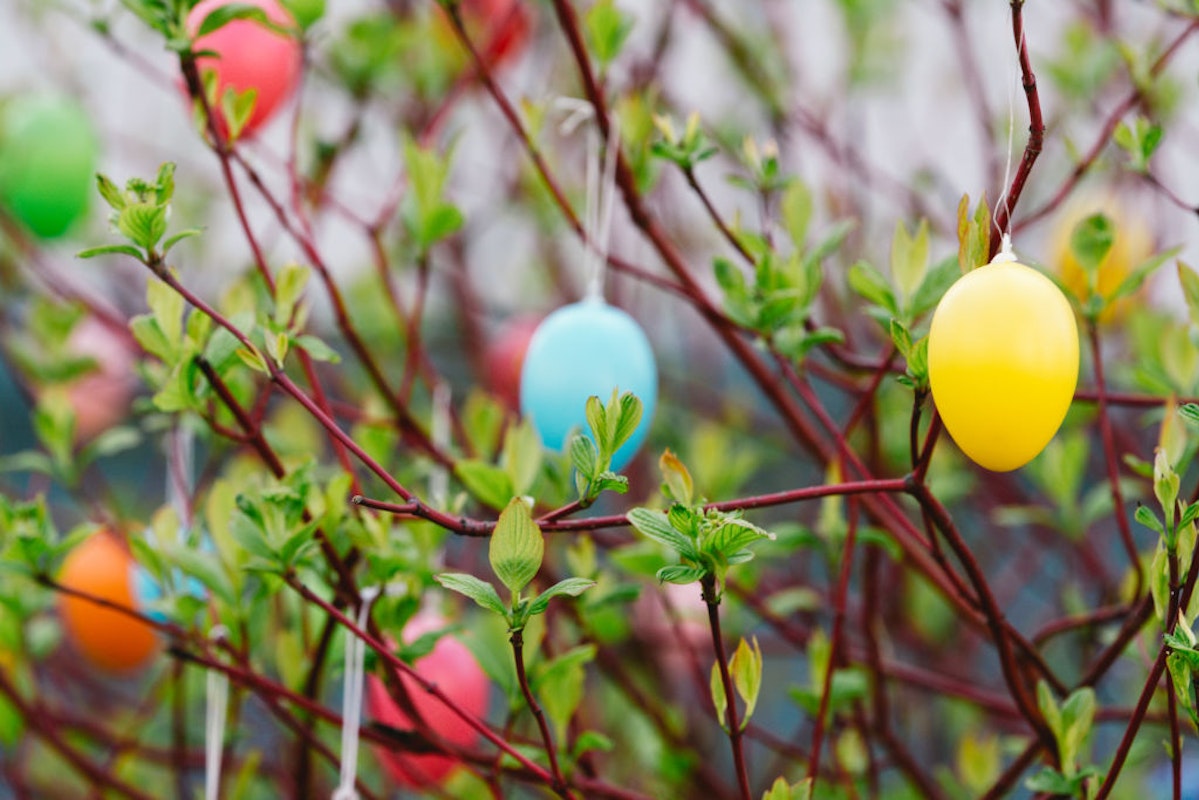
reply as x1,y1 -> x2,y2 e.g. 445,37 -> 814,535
1114,115 -> 1164,174
957,193 -> 991,273
81,163 -> 199,262
438,499 -> 594,633
708,636 -> 763,732
401,137 -> 464,254
571,390 -> 641,502
628,451 -> 774,593
585,0 -> 634,70
650,111 -> 718,171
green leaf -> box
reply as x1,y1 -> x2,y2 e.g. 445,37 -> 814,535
1069,213 -> 1114,283
570,434 -> 600,485
889,319 -> 912,359
1037,681 -> 1063,740
95,172 -> 126,211
196,2 -> 276,37
892,219 -> 930,308
154,162 -> 175,205
585,0 -> 634,67
656,564 -> 707,584
1136,504 -> 1165,535
730,637 -> 763,728
489,498 -> 545,597
220,86 -> 258,141
501,419 -> 543,497
535,644 -> 596,739
705,517 -> 774,558
77,244 -> 145,261
1058,686 -> 1096,776
1152,544 -> 1170,623
659,449 -> 694,506
1113,115 -> 1163,172
1106,248 -> 1178,304
585,394 -> 609,456
780,180 -> 813,248
117,203 -> 168,251
847,260 -> 897,315
710,659 -> 728,732
435,573 -> 507,616
274,262 -> 311,326
1168,651 -> 1199,733
957,193 -> 991,274
628,507 -> 695,557
456,460 -> 514,510
293,335 -> 341,363
1179,261 -> 1199,328
1025,767 -> 1083,794
909,256 -> 960,319
527,577 -> 596,618
78,426 -> 142,463
612,392 -> 643,454
146,277 -> 185,353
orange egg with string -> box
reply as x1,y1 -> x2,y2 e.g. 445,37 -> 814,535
58,532 -> 160,675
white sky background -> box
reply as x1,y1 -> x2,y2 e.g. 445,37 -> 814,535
0,0 -> 1196,331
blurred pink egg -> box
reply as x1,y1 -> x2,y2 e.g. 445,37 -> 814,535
63,317 -> 137,444
366,612 -> 490,788
186,0 -> 302,136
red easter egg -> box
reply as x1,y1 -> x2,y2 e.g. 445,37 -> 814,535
467,0 -> 532,70
433,0 -> 532,73
186,0 -> 303,136
484,316 -> 541,411
367,613 -> 490,788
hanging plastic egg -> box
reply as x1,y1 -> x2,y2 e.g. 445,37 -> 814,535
0,94 -> 98,239
519,300 -> 657,471
366,612 -> 490,788
484,315 -> 541,412
58,532 -> 160,675
186,0 -> 303,136
927,253 -> 1079,472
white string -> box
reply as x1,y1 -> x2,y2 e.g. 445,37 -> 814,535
994,232 -> 1017,263
167,424 -> 195,535
588,121 -> 622,302
332,587 -> 382,800
583,127 -> 601,300
551,97 -> 621,302
428,383 -> 452,512
992,10 -> 1021,244
206,626 -> 230,800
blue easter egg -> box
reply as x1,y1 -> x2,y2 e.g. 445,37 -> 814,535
132,565 -> 208,624
519,300 -> 657,471
131,529 -> 211,623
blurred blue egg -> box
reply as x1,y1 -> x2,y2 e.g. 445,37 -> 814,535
131,530 -> 211,624
519,300 -> 657,471
131,565 -> 208,624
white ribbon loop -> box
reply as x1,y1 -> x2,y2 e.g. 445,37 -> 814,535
206,625 -> 230,800
333,587 -> 383,800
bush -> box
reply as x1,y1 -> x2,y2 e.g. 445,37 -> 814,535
0,1 -> 1197,798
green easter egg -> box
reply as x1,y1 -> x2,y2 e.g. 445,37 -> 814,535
0,95 -> 98,239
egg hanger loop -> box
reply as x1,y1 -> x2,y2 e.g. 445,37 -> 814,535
166,424 -> 195,536
333,586 -> 393,800
427,383 -> 452,517
206,626 -> 230,800
550,98 -> 621,304
587,119 -> 622,303
991,6 -> 1022,255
